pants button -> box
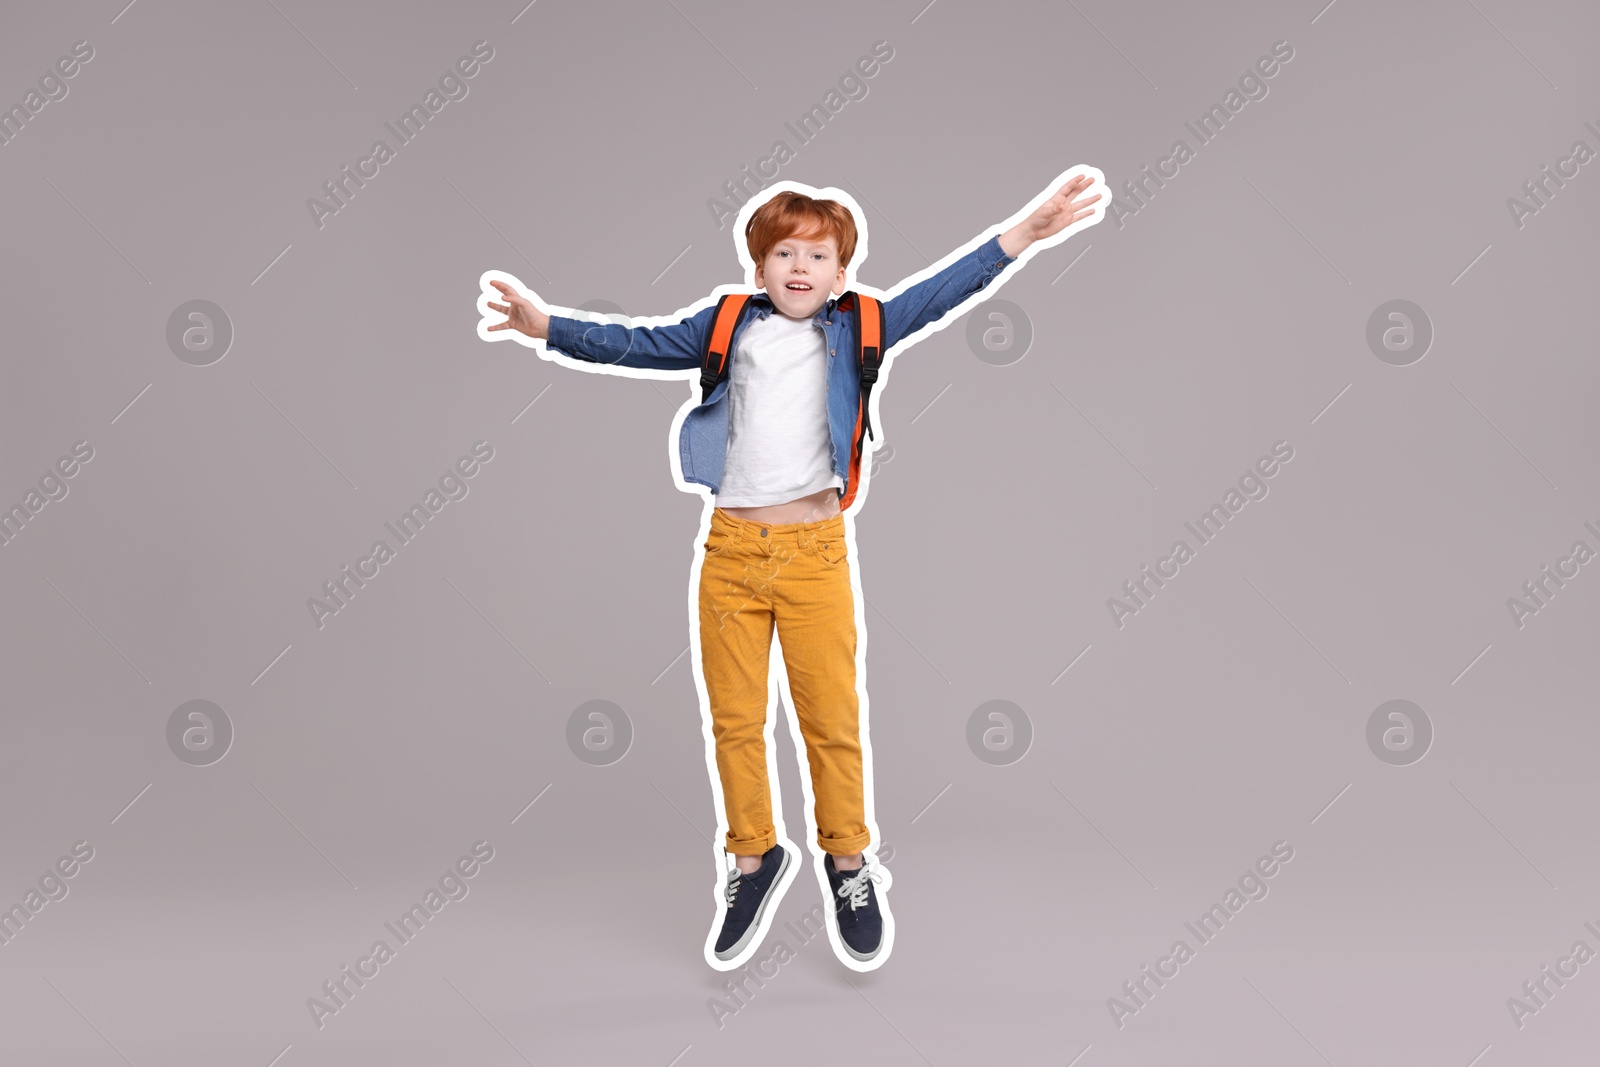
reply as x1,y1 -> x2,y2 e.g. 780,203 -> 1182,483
760,528 -> 768,537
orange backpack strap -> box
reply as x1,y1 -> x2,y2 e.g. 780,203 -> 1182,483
853,293 -> 884,445
838,292 -> 885,512
699,293 -> 752,403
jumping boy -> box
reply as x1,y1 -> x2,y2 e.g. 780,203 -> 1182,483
477,169 -> 1104,971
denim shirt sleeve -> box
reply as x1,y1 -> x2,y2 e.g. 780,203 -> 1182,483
881,233 -> 1016,351
544,303 -> 716,372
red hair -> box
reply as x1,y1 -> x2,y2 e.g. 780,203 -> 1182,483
745,191 -> 859,270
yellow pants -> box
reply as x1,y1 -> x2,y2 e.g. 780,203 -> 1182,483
697,506 -> 869,858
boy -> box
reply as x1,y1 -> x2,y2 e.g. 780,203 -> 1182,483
478,169 -> 1104,971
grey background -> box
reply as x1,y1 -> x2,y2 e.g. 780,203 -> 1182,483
2,0 -> 1598,1064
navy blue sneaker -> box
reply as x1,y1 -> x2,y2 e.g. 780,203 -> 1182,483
713,845 -> 791,962
824,853 -> 885,962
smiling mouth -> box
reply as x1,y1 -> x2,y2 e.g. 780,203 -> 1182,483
785,281 -> 812,291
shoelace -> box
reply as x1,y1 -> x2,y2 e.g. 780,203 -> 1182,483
835,865 -> 882,911
724,868 -> 743,908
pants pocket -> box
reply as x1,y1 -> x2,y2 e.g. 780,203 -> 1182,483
817,536 -> 847,566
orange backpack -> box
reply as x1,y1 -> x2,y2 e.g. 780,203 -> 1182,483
698,292 -> 885,512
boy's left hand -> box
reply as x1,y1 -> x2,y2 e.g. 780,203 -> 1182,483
999,173 -> 1103,256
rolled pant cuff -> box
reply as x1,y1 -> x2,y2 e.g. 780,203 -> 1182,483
725,831 -> 777,856
818,831 -> 871,856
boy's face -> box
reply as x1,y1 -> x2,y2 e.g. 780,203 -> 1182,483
754,232 -> 847,321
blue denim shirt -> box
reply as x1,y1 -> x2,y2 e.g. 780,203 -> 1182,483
544,232 -> 1018,502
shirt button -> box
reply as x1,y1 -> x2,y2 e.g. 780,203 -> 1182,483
829,348 -> 836,355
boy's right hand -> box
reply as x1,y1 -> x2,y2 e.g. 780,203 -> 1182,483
486,279 -> 550,340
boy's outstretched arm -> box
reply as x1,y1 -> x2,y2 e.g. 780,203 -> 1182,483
881,172 -> 1103,350
482,278 -> 712,372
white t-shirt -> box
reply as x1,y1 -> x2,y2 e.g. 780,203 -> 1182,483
713,309 -> 843,507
